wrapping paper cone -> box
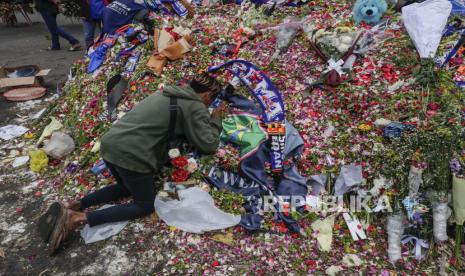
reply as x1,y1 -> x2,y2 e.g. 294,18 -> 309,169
146,55 -> 168,75
158,29 -> 175,52
161,35 -> 193,61
453,176 -> 465,225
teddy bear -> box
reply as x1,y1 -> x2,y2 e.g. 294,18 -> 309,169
353,0 -> 388,25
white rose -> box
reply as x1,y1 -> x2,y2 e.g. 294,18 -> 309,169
186,158 -> 198,173
168,148 -> 180,159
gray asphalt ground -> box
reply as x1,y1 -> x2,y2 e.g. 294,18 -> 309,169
0,11 -> 86,123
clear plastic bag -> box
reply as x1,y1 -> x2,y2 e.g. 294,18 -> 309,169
387,213 -> 405,263
271,17 -> 302,60
43,132 -> 75,159
80,205 -> 129,244
432,201 -> 451,241
154,187 -> 241,233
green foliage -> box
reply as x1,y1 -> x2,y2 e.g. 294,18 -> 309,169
210,189 -> 245,215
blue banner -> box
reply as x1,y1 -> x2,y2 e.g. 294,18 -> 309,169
208,60 -> 286,173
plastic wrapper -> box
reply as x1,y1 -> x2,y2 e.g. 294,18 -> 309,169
408,166 -> 423,197
29,149 -> 49,173
355,21 -> 391,55
386,213 -> 405,263
271,17 -> 302,60
402,0 -> 452,58
43,132 -> 75,159
453,176 -> 465,225
154,187 -> 241,233
80,205 -> 129,244
432,201 -> 452,241
37,117 -> 63,144
334,164 -> 363,196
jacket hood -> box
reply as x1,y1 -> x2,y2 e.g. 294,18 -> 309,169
163,85 -> 202,101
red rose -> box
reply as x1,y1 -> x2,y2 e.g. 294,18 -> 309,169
171,169 -> 189,182
171,156 -> 188,168
427,102 -> 439,110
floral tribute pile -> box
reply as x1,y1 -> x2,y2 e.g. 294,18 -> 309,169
25,0 -> 465,274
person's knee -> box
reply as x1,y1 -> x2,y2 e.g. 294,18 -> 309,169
134,201 -> 154,216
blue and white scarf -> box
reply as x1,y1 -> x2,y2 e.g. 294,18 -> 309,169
208,60 -> 286,173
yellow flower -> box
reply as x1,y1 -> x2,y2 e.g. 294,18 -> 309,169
358,124 -> 372,132
24,132 -> 35,139
131,85 -> 137,92
169,226 -> 177,231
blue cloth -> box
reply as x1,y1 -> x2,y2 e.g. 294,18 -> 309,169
383,122 -> 415,138
208,60 -> 286,174
207,95 -> 307,232
88,42 -> 112,73
102,0 -> 147,34
451,0 -> 465,15
39,10 -> 79,49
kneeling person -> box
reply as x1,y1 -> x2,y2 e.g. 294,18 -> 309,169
39,74 -> 223,254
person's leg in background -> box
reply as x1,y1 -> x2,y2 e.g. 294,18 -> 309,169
39,10 -> 61,50
55,21 -> 81,50
81,18 -> 96,48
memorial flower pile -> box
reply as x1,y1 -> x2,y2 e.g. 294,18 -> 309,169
17,0 -> 465,273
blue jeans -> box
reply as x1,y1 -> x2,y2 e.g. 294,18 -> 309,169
82,19 -> 100,48
39,11 -> 79,49
80,160 -> 156,227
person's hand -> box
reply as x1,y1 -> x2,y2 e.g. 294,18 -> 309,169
211,103 -> 227,119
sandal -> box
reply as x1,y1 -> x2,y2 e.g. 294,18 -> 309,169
68,44 -> 82,52
38,202 -> 63,243
48,207 -> 72,255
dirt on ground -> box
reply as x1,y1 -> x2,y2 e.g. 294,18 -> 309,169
0,13 -> 134,276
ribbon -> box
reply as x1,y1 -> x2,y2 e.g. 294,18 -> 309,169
401,235 -> 429,260
208,60 -> 286,173
323,59 -> 345,76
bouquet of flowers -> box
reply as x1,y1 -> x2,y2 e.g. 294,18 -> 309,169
0,2 -> 22,26
450,156 -> 465,264
168,148 -> 198,183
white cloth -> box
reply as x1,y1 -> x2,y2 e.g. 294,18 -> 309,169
80,205 -> 129,244
155,187 -> 241,234
402,0 -> 452,58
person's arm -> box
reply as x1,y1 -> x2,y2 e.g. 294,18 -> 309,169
182,102 -> 222,155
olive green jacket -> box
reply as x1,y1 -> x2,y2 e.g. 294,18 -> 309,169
100,85 -> 221,173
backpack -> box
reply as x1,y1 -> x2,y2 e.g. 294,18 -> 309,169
89,0 -> 108,20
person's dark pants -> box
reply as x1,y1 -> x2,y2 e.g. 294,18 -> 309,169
39,10 -> 79,49
80,160 -> 156,227
81,19 -> 100,48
